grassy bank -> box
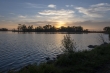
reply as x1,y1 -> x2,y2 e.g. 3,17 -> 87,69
8,43 -> 110,73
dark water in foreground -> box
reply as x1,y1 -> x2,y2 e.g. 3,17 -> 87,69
0,32 -> 109,72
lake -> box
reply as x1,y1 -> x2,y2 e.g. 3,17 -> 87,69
0,31 -> 109,72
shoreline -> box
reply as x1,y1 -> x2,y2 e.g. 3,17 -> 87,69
8,43 -> 110,73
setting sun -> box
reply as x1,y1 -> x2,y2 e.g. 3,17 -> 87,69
56,21 -> 65,28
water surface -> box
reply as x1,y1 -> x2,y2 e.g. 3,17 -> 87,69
0,32 -> 109,72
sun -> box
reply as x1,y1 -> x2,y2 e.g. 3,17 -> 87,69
56,21 -> 65,28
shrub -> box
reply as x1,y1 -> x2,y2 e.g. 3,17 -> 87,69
62,34 -> 77,53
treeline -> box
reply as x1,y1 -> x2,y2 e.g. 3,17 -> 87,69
0,28 -> 8,31
13,24 -> 88,32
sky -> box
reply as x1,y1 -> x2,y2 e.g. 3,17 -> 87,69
0,0 -> 110,30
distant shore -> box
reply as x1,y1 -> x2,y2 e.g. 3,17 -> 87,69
11,30 -> 104,33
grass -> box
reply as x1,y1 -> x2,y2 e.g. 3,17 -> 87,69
8,43 -> 110,73
56,44 -> 110,73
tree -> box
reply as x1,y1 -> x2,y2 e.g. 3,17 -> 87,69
62,34 -> 77,53
74,26 -> 83,32
28,25 -> 33,32
17,24 -> 21,32
35,26 -> 43,32
103,27 -> 110,32
21,24 -> 27,32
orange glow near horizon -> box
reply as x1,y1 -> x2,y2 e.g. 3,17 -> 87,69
56,21 -> 66,28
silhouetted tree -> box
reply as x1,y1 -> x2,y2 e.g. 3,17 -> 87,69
74,26 -> 83,32
28,25 -> 33,32
21,24 -> 27,32
0,28 -> 8,31
50,26 -> 56,32
104,27 -> 110,32
60,26 -> 67,32
35,26 -> 44,32
17,24 -> 21,32
15,24 -> 86,32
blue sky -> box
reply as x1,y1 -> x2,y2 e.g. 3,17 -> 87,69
0,0 -> 110,30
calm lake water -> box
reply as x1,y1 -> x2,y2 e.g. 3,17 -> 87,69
0,31 -> 109,72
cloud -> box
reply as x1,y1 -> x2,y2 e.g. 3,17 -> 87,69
76,7 -> 102,17
26,3 -> 46,8
18,15 -> 27,18
76,3 -> 110,17
22,21 -> 58,26
91,3 -> 110,7
38,9 -> 75,22
25,21 -> 57,24
38,9 -> 74,15
48,4 -> 56,8
66,5 -> 74,7
36,15 -> 42,17
66,5 -> 69,7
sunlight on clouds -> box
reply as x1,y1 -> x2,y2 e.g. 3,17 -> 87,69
3,3 -> 110,30
56,21 -> 66,28
0,1 -> 110,30
38,9 -> 74,15
37,9 -> 75,23
38,9 -> 75,22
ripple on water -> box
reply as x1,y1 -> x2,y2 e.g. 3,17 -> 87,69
0,32 -> 109,72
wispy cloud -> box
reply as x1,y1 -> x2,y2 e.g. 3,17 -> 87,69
48,4 -> 56,8
76,7 -> 102,17
91,3 -> 110,7
26,3 -> 46,8
37,9 -> 75,22
36,15 -> 42,18
24,21 -> 58,25
66,5 -> 69,7
76,3 -> 110,17
38,9 -> 74,15
15,9 -> 75,25
66,5 -> 74,7
18,15 -> 27,18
